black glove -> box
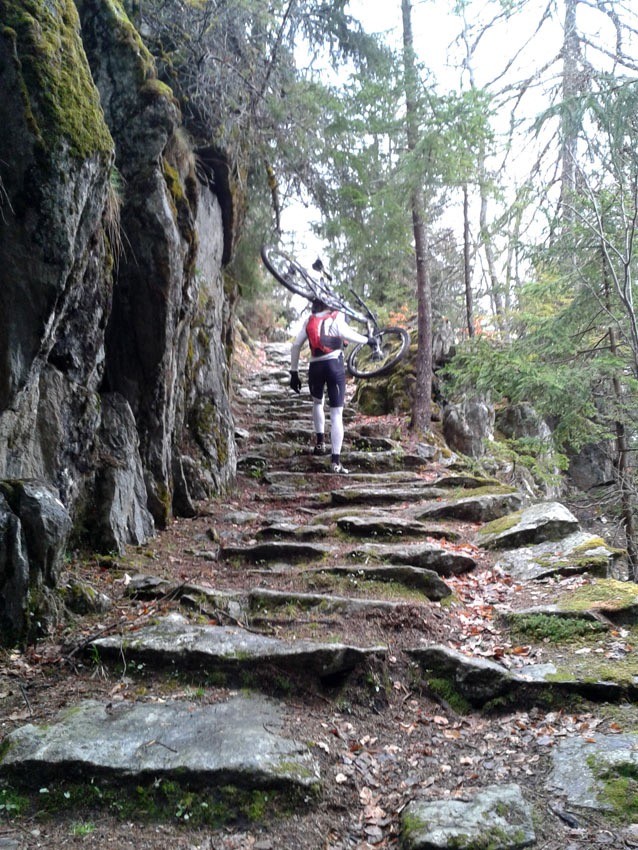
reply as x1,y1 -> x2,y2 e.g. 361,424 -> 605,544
290,370 -> 302,393
367,336 -> 376,347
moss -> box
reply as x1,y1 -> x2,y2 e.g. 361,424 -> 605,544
2,0 -> 113,158
558,578 -> 638,614
509,613 -> 608,643
426,677 -> 471,715
477,511 -> 523,538
6,778 -> 303,826
587,754 -> 638,822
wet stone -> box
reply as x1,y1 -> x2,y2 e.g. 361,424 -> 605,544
0,694 -> 320,793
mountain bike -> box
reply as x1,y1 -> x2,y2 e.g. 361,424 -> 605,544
261,244 -> 410,378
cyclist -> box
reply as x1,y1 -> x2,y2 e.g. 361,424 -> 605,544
289,297 -> 372,474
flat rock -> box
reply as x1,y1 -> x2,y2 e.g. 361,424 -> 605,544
250,587 -> 412,617
409,644 -> 637,705
305,564 -> 451,600
415,490 -> 522,523
494,531 -> 619,580
221,540 -> 330,563
408,645 -> 514,705
331,486 -> 449,507
336,514 -> 460,541
347,542 -> 476,576
401,783 -> 535,850
90,613 -> 382,679
549,732 -> 638,810
478,502 -> 580,549
0,694 -> 320,791
255,522 -> 330,541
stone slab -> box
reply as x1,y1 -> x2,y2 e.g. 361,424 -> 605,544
548,732 -> 638,810
478,502 -> 579,550
91,613 -> 383,678
348,542 -> 476,576
304,564 -> 451,600
0,694 -> 320,791
415,491 -> 522,523
401,783 -> 535,850
494,531 -> 619,580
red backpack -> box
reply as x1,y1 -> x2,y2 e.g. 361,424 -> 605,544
306,312 -> 343,357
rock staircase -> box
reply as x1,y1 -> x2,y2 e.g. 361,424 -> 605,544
2,341 -> 638,849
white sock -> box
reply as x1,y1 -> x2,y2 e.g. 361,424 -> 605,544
330,407 -> 344,456
312,399 -> 325,438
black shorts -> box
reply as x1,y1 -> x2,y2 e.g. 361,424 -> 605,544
308,356 -> 346,408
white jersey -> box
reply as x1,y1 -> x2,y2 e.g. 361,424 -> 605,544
290,310 -> 368,371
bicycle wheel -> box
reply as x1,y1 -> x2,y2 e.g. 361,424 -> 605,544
347,327 -> 411,378
261,245 -> 318,300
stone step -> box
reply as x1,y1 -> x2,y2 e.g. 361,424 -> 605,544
221,540 -> 331,564
249,587 -> 420,617
90,612 -> 385,681
414,490 -> 522,523
331,485 -> 450,507
346,541 -> 477,576
335,513 -> 460,541
506,577 -> 638,626
0,694 -> 320,797
302,563 -> 451,600
408,643 -> 638,707
401,784 -> 535,850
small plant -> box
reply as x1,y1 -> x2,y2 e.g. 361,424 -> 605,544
510,613 -> 607,643
70,821 -> 96,836
0,787 -> 28,817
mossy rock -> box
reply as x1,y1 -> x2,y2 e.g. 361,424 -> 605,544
2,0 -> 113,159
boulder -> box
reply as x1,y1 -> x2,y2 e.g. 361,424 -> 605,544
494,531 -> 619,580
442,397 -> 494,458
402,784 -> 535,850
0,481 -> 71,644
415,490 -> 522,523
478,502 -> 579,549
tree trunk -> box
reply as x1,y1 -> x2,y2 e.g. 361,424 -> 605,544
463,184 -> 474,337
401,0 -> 432,432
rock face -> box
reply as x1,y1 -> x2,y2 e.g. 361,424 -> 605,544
442,397 -> 495,458
0,1 -> 237,643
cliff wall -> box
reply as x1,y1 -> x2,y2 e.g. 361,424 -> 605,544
0,0 -> 237,644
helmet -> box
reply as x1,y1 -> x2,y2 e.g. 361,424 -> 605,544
311,298 -> 329,313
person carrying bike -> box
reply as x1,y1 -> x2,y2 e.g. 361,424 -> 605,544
290,297 -> 372,474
